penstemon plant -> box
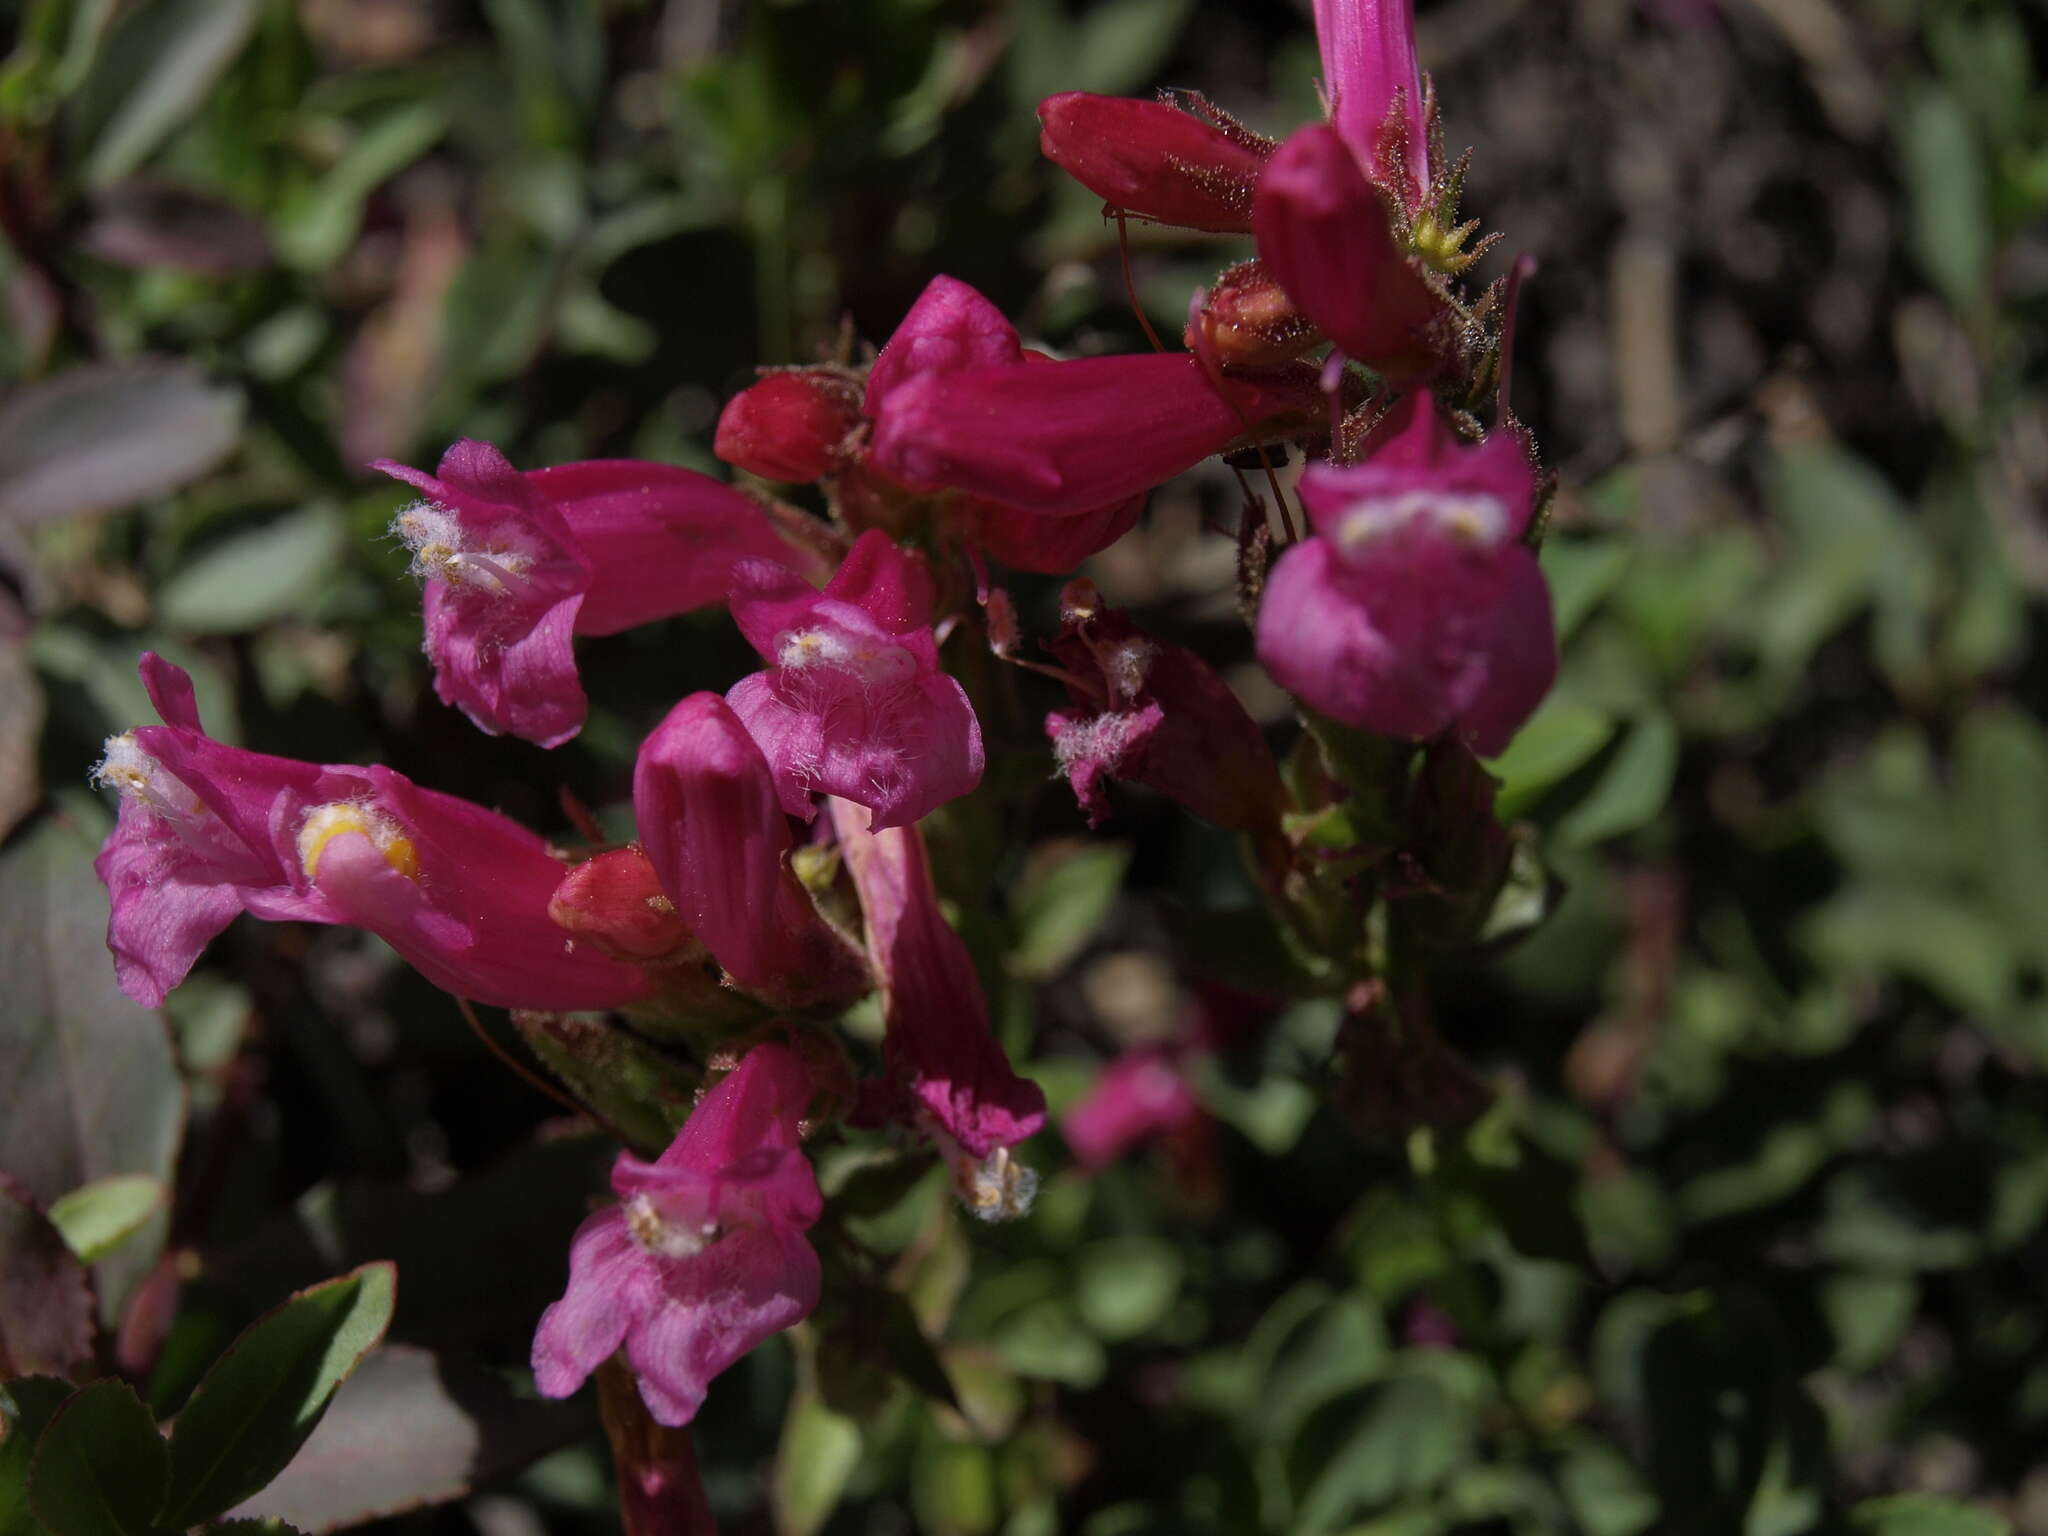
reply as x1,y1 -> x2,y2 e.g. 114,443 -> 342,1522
64,0 -> 1564,1523
66,0 -> 1569,1521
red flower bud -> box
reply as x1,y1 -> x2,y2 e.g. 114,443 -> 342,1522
1187,260 -> 1320,368
715,372 -> 861,483
548,846 -> 699,963
1038,92 -> 1275,234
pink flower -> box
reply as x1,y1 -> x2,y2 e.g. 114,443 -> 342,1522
1062,1047 -> 1201,1170
829,798 -> 1045,1214
378,439 -> 795,747
725,530 -> 982,831
531,1043 -> 822,1427
1036,91 -> 1276,234
1313,0 -> 1429,195
1252,124 -> 1447,385
1254,396 -> 1556,755
1043,580 -> 1289,843
92,653 -> 652,1011
869,349 -> 1315,517
632,692 -> 869,1009
717,275 -> 1151,575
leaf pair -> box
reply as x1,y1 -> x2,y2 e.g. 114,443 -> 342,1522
5,1263 -> 394,1536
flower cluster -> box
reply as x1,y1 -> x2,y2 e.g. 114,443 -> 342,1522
90,0 -> 1558,1439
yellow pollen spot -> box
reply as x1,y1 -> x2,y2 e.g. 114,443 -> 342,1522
297,802 -> 421,882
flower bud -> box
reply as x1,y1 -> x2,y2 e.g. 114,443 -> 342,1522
548,845 -> 700,963
714,372 -> 862,483
1038,92 -> 1274,234
1187,260 -> 1319,368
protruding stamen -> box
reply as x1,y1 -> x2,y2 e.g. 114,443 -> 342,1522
92,734 -> 202,821
951,1144 -> 1040,1223
392,501 -> 538,596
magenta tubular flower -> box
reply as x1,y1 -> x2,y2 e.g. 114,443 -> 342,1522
1063,1047 -> 1202,1170
92,653 -> 653,1011
531,1042 -> 822,1427
1037,91 -> 1275,234
377,439 -> 794,747
862,273 -> 1026,411
724,531 -> 982,831
715,276 -> 1157,574
633,691 -> 868,1009
1254,396 -> 1556,755
870,350 -> 1314,516
828,798 -> 1045,1212
1044,582 -> 1288,843
1313,0 -> 1428,191
1253,125 -> 1446,385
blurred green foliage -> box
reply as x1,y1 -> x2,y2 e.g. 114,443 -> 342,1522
2,0 -> 2045,1532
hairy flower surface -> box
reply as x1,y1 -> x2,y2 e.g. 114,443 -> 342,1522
531,1043 -> 822,1427
92,653 -> 652,1011
1252,124 -> 1448,384
1045,580 -> 1288,842
1254,396 -> 1555,754
1037,91 -> 1275,233
726,530 -> 982,830
379,439 -> 792,747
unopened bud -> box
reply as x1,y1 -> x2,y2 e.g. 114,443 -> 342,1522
715,372 -> 862,483
1038,91 -> 1274,234
1187,261 -> 1319,368
548,845 -> 699,963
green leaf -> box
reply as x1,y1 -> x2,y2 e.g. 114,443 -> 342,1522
1821,1271 -> 1917,1374
0,359 -> 243,526
69,0 -> 260,185
1899,84 -> 1991,310
1542,537 -> 1630,641
1257,1292 -> 1388,1446
992,1300 -> 1104,1387
158,506 -> 348,635
0,820 -> 184,1328
1756,443 -> 1919,678
1290,1374 -> 1473,1532
26,1381 -> 167,1536
1954,708 -> 2048,968
1070,0 -> 1197,96
1487,703 -> 1614,819
1849,1495 -> 2011,1536
47,1177 -> 166,1266
158,1263 -> 397,1528
226,1345 -> 582,1530
1010,842 -> 1130,980
276,104 -> 448,271
0,1183 -> 96,1382
1554,713 -> 1679,848
0,1377 -> 74,1536
1075,1237 -> 1182,1342
773,1391 -> 861,1536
